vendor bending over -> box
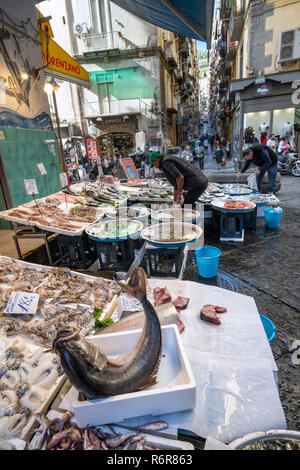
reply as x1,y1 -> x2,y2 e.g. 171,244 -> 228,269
237,144 -> 278,193
149,151 -> 208,207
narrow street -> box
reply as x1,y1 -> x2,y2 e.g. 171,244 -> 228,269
0,0 -> 300,454
184,174 -> 300,431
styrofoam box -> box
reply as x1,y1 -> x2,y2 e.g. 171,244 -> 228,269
65,325 -> 196,428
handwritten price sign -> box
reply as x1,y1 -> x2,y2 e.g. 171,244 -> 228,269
24,179 -> 39,195
5,292 -> 40,315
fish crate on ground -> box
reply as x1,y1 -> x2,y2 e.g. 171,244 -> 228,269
56,233 -> 97,270
94,239 -> 136,272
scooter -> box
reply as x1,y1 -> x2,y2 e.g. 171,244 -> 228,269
290,156 -> 300,177
277,152 -> 300,177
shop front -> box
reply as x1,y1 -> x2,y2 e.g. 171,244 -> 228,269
230,71 -> 300,166
96,132 -> 135,163
88,114 -> 139,163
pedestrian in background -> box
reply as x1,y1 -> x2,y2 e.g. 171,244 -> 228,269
209,134 -> 215,152
215,144 -> 224,170
197,142 -> 205,169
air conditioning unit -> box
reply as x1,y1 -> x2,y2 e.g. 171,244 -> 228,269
278,28 -> 300,63
74,22 -> 89,36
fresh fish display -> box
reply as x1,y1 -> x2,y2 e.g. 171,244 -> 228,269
172,296 -> 190,310
28,412 -> 170,451
200,304 -> 227,326
153,287 -> 172,306
53,268 -> 162,399
223,200 -> 254,210
0,196 -> 104,234
86,219 -> 143,240
0,258 -> 120,319
0,330 -> 62,443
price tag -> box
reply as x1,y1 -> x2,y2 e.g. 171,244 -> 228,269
59,172 -> 68,188
37,163 -> 47,175
24,179 -> 39,195
5,292 -> 40,315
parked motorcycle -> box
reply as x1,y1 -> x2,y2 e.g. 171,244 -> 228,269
277,152 -> 300,177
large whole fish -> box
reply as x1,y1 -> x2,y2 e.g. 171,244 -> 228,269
53,268 -> 162,399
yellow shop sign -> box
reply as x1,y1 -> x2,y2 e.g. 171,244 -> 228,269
40,34 -> 90,85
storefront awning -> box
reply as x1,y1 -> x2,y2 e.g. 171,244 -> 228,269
110,0 -> 214,43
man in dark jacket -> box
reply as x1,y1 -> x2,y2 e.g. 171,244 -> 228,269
149,152 -> 208,207
237,144 -> 278,193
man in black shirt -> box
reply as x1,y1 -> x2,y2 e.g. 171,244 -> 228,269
149,152 -> 208,207
237,144 -> 278,193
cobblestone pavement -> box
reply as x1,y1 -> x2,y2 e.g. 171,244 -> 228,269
184,178 -> 300,432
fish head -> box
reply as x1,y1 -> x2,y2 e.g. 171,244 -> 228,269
117,267 -> 147,301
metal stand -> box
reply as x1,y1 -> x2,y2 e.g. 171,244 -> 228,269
146,245 -> 185,278
13,226 -> 54,266
213,207 -> 257,241
94,239 -> 135,272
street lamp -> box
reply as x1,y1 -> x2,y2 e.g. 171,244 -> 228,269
44,77 -> 61,94
44,77 -> 65,172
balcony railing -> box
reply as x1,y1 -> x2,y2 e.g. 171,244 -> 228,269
77,31 -> 150,54
84,98 -> 153,118
229,4 -> 245,42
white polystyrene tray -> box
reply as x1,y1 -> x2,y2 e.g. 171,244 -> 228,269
62,325 -> 196,428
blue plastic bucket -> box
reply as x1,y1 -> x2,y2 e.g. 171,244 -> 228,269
260,314 -> 276,343
264,207 -> 283,229
196,245 -> 221,278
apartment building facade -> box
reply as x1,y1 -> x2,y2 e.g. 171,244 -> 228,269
39,0 -> 200,156
209,0 -> 300,161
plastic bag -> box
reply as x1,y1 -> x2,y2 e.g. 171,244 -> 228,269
247,173 -> 258,191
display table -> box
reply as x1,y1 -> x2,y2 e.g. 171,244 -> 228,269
58,278 -> 285,445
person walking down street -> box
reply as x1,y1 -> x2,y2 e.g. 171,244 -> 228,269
197,143 -> 205,169
215,144 -> 224,169
149,151 -> 208,208
209,134 -> 215,152
203,133 -> 209,154
237,144 -> 278,193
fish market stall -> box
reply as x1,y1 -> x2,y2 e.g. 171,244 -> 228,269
0,182 -> 131,269
0,256 -> 121,449
45,275 -> 286,448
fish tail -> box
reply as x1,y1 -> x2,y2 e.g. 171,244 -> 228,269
117,267 -> 147,301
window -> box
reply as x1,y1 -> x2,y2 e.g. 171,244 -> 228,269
89,0 -> 109,34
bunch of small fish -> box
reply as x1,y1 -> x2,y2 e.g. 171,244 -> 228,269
0,258 -> 121,348
28,410 -> 169,451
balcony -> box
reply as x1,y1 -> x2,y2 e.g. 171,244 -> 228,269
229,5 -> 245,42
77,31 -> 150,55
84,98 -> 153,119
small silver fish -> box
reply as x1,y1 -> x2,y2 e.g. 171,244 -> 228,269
137,421 -> 169,432
105,433 -> 136,449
